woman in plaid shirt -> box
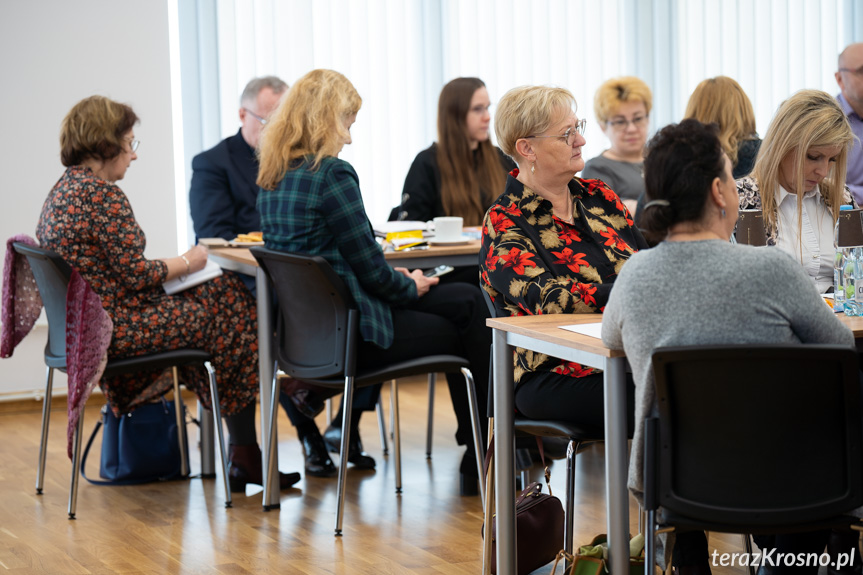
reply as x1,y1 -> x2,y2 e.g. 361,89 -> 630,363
256,69 -> 491,496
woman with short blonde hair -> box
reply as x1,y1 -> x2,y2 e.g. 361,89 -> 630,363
481,84 -> 645,447
685,76 -> 760,177
583,76 -> 653,213
737,89 -> 854,293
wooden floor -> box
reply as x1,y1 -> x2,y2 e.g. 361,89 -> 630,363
0,376 -> 750,574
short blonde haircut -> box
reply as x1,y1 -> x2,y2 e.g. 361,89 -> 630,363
753,89 -> 853,248
593,76 -> 653,124
495,85 -> 577,164
257,69 -> 362,190
684,76 -> 757,166
60,95 -> 139,167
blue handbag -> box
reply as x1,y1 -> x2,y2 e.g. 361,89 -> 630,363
81,398 -> 188,485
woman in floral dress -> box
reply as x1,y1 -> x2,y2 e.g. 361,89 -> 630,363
36,95 -> 299,492
480,85 -> 648,431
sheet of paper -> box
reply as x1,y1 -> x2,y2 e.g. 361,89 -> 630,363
559,321 -> 603,339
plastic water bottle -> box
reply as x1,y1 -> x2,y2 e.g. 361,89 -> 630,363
836,206 -> 863,316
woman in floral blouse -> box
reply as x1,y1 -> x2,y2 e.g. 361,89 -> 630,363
736,89 -> 854,294
480,85 -> 647,430
37,95 -> 300,493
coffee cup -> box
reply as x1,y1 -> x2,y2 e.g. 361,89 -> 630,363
433,216 -> 463,242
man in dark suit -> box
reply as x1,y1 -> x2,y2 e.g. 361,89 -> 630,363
189,76 -> 378,478
190,76 -> 287,249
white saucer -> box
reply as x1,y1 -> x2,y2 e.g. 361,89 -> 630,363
428,235 -> 471,246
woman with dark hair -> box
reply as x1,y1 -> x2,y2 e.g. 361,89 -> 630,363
398,77 -> 515,225
36,95 -> 300,493
602,119 -> 853,574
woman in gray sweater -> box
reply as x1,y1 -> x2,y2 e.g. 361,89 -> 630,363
602,119 -> 854,575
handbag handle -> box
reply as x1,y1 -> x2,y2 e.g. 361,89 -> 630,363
550,550 -> 576,575
483,434 -> 554,497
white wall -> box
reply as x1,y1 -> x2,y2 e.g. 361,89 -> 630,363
0,0 -> 177,398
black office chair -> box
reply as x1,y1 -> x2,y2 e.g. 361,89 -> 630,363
12,242 -> 232,518
250,246 -> 485,535
644,344 -> 863,571
480,288 -> 605,566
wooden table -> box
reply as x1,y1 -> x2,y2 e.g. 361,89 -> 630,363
487,310 -> 863,575
486,314 -> 628,575
208,241 -> 481,509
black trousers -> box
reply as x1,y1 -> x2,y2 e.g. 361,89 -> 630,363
355,281 -> 491,447
514,370 -> 636,435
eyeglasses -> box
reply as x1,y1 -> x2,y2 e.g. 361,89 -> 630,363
606,115 -> 649,131
126,138 -> 140,152
244,108 -> 268,125
469,104 -> 491,115
839,65 -> 863,77
527,119 -> 587,146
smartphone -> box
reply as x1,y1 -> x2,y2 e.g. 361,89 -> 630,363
423,264 -> 455,278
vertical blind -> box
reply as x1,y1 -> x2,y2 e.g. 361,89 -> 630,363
184,0 -> 860,224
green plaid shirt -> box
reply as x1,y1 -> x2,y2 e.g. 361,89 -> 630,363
257,156 -> 416,348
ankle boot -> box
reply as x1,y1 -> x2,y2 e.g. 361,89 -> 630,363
228,444 -> 301,493
301,432 -> 337,477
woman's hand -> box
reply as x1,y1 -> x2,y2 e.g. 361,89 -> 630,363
182,244 -> 208,274
408,268 -> 438,297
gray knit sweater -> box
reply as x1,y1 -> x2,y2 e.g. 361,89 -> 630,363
601,239 -> 854,500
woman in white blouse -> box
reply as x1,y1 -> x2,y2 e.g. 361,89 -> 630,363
737,89 -> 854,293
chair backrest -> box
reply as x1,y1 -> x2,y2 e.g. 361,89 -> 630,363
250,246 -> 357,381
649,344 -> 863,527
12,242 -> 72,362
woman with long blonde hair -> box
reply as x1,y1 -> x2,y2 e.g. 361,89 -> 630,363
685,76 -> 760,178
737,89 -> 854,294
257,70 -> 492,494
398,77 -> 514,226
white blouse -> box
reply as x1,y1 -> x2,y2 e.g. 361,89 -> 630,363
774,184 -> 834,293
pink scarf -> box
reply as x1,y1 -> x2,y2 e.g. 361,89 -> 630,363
1,236 -> 113,457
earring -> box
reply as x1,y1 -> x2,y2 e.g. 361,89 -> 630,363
531,163 -> 535,174
721,208 -> 726,218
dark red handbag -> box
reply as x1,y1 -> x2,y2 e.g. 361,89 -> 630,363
483,437 -> 565,575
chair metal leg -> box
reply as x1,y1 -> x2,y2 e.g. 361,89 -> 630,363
67,409 -> 85,519
198,401 -> 216,478
743,534 -> 756,575
462,367 -> 485,503
482,419 -> 496,575
36,365 -> 55,495
204,361 -> 231,508
392,380 -> 402,494
335,376 -> 355,536
564,440 -> 579,569
426,373 -> 435,459
263,362 -> 280,510
326,397 -> 333,424
376,395 -> 388,455
171,367 -> 190,478
645,510 -> 656,575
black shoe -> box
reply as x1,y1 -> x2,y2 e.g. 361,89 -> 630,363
322,425 -> 376,469
460,449 -> 480,496
227,443 -> 301,492
301,433 -> 337,477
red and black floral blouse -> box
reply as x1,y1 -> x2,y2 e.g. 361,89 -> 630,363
480,170 -> 648,384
